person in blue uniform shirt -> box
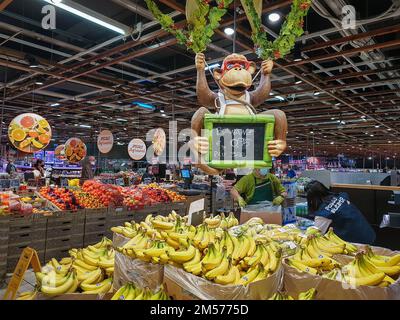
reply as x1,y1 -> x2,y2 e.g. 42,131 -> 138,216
305,180 -> 376,244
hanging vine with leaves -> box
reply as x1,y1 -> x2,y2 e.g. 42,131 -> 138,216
242,0 -> 313,59
144,0 -> 233,53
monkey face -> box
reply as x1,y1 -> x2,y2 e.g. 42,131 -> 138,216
214,54 -> 256,95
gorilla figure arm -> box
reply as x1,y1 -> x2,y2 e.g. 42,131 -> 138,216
250,73 -> 271,108
196,68 -> 218,108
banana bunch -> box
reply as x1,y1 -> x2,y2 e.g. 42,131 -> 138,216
36,267 -> 79,296
324,228 -> 358,255
268,288 -> 316,300
192,224 -> 216,250
287,245 -> 341,275
364,246 -> 400,269
111,283 -> 170,300
342,252 -> 396,287
214,212 -> 239,229
16,290 -> 38,300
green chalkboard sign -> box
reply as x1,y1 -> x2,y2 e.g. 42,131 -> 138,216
203,114 -> 275,169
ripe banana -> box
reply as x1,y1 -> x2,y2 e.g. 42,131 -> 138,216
168,244 -> 196,264
82,277 -> 113,294
287,259 -> 319,275
214,265 -> 240,285
40,271 -> 76,296
204,251 -> 230,280
236,264 -> 262,285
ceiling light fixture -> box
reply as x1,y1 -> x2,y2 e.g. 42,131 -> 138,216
268,13 -> 281,22
314,92 -> 321,96
79,124 -> 91,128
116,118 -> 128,122
43,0 -> 127,35
25,54 -> 39,68
224,27 -> 235,35
50,103 -> 60,107
133,101 -> 156,111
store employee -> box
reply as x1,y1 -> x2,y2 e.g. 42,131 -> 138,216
230,168 -> 286,207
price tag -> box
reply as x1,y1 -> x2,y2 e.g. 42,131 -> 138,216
287,241 -> 297,249
115,178 -> 124,186
10,179 -> 20,188
187,198 -> 205,226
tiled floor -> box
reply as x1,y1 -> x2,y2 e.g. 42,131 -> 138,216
0,270 -> 36,299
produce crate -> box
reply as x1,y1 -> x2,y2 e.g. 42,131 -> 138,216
0,216 -> 10,281
7,214 -> 47,273
84,209 -> 112,246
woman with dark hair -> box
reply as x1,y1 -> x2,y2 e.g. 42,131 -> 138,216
33,159 -> 45,178
305,180 -> 376,244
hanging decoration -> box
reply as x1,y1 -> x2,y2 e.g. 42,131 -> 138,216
144,0 -> 233,53
64,138 -> 87,163
97,130 -> 114,154
241,0 -> 312,60
128,138 -> 147,160
8,113 -> 52,153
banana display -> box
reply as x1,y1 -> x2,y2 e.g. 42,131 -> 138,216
114,213 -> 282,286
33,237 -> 114,296
204,212 -> 239,229
268,288 -> 317,300
111,283 -> 169,300
16,290 -> 38,300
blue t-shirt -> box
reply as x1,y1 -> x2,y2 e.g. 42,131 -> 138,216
315,192 -> 376,244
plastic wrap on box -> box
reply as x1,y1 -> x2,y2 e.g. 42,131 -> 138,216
35,292 -> 113,300
283,245 -> 400,300
113,252 -> 164,291
112,232 -> 130,247
163,264 -> 283,300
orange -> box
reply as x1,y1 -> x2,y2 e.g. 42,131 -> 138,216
65,146 -> 73,157
38,134 -> 50,144
38,119 -> 49,129
11,129 -> 26,142
21,116 -> 35,128
28,131 -> 39,138
69,139 -> 77,147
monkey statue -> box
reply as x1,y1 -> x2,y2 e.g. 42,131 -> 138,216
191,53 -> 288,175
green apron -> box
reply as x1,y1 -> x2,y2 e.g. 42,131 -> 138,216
248,176 -> 273,204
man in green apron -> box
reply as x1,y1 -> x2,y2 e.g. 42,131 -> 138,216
230,168 -> 286,207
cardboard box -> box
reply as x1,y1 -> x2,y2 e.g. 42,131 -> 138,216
240,208 -> 283,225
113,252 -> 164,291
112,232 -> 130,248
283,245 -> 400,300
163,264 -> 283,300
35,292 -> 114,300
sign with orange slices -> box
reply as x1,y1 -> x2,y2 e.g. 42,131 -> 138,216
54,144 -> 66,160
64,138 -> 87,163
97,130 -> 113,154
8,113 -> 52,153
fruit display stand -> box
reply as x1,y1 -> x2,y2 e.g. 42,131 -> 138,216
44,210 -> 85,262
6,214 -> 47,273
283,245 -> 400,300
163,263 -> 283,300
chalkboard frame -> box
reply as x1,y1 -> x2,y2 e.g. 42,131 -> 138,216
203,114 -> 275,169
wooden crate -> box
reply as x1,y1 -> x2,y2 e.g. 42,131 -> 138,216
0,216 -> 10,281
83,231 -> 111,247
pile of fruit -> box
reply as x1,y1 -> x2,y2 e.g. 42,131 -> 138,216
82,180 -> 124,207
122,184 -> 186,210
71,190 -> 104,209
39,187 -> 83,211
268,288 -> 316,300
111,283 -> 169,300
0,191 -> 34,215
286,228 -> 400,287
113,212 -> 283,286
18,238 -> 115,299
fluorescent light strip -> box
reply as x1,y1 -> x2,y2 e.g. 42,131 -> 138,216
44,0 -> 126,35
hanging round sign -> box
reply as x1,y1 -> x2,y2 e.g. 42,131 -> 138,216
152,128 -> 166,156
128,139 -> 147,160
64,137 -> 87,163
8,113 -> 52,153
97,130 -> 114,154
55,144 -> 66,160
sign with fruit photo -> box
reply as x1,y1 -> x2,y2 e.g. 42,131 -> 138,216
54,144 -> 66,160
64,137 -> 87,163
97,130 -> 114,154
8,113 -> 52,153
152,128 -> 166,156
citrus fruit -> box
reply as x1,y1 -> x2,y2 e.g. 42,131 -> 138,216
69,139 -> 77,147
38,134 -> 50,144
38,119 -> 49,128
37,126 -> 47,134
28,131 -> 39,138
11,129 -> 26,142
21,116 -> 35,128
32,139 -> 44,149
65,146 -> 73,157
20,138 -> 32,149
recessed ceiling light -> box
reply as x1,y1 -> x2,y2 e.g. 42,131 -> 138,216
375,125 -> 380,128
295,80 -> 303,85
330,142 -> 334,145
35,81 -> 44,85
388,128 -> 392,131
370,134 -> 374,137
388,141 -> 392,143
50,103 -> 60,107
224,27 -> 235,35
310,131 -> 314,134
361,115 -> 366,119
331,117 -> 335,120
335,103 -> 341,106
314,92 -> 321,96
268,13 -> 281,22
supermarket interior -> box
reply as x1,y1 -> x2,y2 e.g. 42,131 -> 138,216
0,0 -> 400,302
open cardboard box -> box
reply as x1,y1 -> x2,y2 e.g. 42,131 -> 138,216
283,245 -> 400,300
240,208 -> 283,225
35,292 -> 114,300
163,264 -> 283,300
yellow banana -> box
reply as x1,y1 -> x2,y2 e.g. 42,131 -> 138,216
80,268 -> 102,285
214,265 -> 240,285
168,244 -> 196,264
287,259 -> 318,275
344,272 -> 385,287
111,285 -> 129,300
40,271 -> 75,296
183,248 -> 201,269
246,235 -> 256,257
82,278 -> 113,294
236,264 -> 261,285
152,220 -> 175,230
205,251 -> 229,280
243,245 -> 262,267
73,258 -> 98,271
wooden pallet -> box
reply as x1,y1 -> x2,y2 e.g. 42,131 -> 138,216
0,216 -> 10,281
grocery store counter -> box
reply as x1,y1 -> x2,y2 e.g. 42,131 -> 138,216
331,183 -> 400,191
331,183 -> 400,250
